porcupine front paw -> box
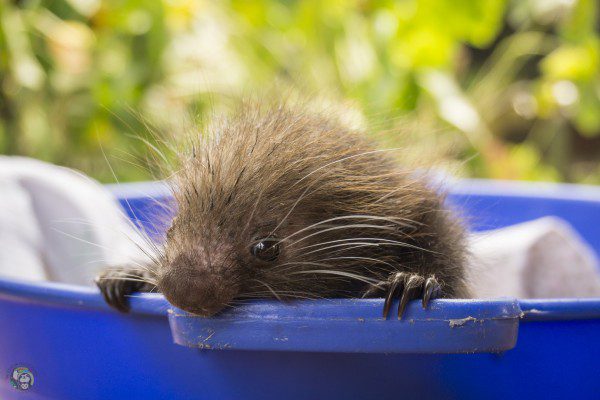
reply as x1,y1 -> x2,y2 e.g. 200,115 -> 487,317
95,267 -> 156,312
363,272 -> 441,319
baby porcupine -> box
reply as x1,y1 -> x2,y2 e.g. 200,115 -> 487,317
96,102 -> 470,318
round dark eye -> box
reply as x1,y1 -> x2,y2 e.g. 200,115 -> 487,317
251,237 -> 280,261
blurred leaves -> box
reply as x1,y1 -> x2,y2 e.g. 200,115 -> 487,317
0,0 -> 598,183
0,0 -> 167,181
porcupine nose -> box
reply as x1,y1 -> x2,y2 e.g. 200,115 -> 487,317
159,253 -> 238,317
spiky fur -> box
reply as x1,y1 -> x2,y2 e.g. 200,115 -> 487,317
154,101 -> 470,315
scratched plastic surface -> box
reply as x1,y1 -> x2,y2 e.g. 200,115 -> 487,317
0,179 -> 599,400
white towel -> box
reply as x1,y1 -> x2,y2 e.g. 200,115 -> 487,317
0,177 -> 47,281
0,156 -> 151,285
468,217 -> 600,298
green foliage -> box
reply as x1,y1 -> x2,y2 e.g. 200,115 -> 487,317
0,0 -> 598,183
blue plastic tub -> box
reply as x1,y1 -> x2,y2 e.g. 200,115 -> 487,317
1,179 -> 599,399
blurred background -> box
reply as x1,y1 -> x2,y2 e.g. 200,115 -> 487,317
0,0 -> 598,183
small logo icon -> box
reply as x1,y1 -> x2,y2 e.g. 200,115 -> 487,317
10,366 -> 34,391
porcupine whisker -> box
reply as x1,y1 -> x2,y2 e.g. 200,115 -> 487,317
136,185 -> 177,215
374,185 -> 413,204
52,216 -> 167,244
54,228 -> 160,271
245,290 -> 330,300
244,184 -> 269,233
303,241 -> 430,257
250,278 -> 283,301
302,242 -> 381,256
119,275 -> 157,284
287,270 -> 382,286
278,260 -> 398,273
268,182 -> 315,236
96,277 -> 157,285
85,253 -> 155,270
291,148 -> 404,188
235,291 -> 309,298
69,241 -> 158,272
255,270 -> 358,285
51,228 -> 116,252
122,257 -> 160,272
299,238 -> 421,254
286,224 -> 404,247
128,132 -> 171,165
275,214 -> 416,244
295,237 -> 406,251
236,290 -> 328,299
294,235 -> 435,254
96,272 -> 152,280
55,218 -> 164,268
262,267 -> 358,280
236,294 -> 323,301
320,256 -> 397,269
98,134 -> 168,261
129,240 -> 162,267
273,260 -> 395,280
100,266 -> 157,278
101,264 -> 156,274
313,244 -> 381,257
284,224 -> 398,247
109,152 -> 152,177
318,247 -> 412,267
280,262 -> 392,284
129,260 -> 159,274
106,270 -> 158,284
272,261 -> 336,270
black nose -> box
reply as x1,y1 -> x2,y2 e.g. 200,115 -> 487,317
159,255 -> 238,316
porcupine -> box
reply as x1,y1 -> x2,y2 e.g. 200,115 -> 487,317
96,101 -> 470,319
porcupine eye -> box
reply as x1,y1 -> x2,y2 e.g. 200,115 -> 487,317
250,236 -> 280,262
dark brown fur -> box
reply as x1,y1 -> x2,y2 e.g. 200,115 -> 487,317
97,101 -> 469,317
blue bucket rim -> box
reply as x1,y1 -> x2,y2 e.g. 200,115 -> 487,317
0,276 -> 599,321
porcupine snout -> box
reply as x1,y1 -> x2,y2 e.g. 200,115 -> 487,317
158,251 -> 239,317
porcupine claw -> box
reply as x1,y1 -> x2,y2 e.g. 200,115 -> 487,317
95,267 -> 156,312
422,276 -> 441,309
365,272 -> 441,319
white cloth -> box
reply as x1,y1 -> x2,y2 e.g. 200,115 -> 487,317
468,217 -> 600,298
0,177 -> 47,281
0,157 -> 150,285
